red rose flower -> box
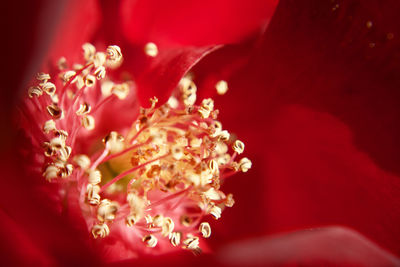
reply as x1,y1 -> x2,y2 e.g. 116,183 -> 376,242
1,0 -> 400,266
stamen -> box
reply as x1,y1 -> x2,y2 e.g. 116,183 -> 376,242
238,157 -> 252,172
169,232 -> 181,246
81,115 -> 95,130
92,223 -> 110,239
142,234 -> 158,247
232,140 -> 244,154
21,43 -> 252,255
199,222 -> 211,238
47,104 -> 63,119
144,42 -> 158,57
215,80 -> 228,95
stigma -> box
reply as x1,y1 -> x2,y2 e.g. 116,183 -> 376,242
20,43 -> 252,254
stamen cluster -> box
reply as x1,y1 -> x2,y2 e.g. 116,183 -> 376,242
20,43 -> 252,254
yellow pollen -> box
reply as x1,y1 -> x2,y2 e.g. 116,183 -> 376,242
144,42 -> 158,57
215,80 -> 228,95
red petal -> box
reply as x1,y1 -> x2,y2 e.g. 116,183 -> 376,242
208,0 -> 400,255
120,0 -> 278,46
218,226 -> 400,266
43,0 -> 101,68
260,105 -> 400,254
248,0 -> 400,175
130,45 -> 220,105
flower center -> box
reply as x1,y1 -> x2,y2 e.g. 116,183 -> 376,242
21,43 -> 252,254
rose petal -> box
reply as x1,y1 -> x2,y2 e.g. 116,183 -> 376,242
218,226 -> 400,266
207,0 -> 400,255
120,0 -> 278,46
132,45 -> 220,105
245,0 -> 400,175
44,0 -> 100,67
221,103 -> 400,256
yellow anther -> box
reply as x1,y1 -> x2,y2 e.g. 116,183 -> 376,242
50,137 -> 65,150
209,205 -> 222,220
84,74 -> 96,87
82,43 -> 96,62
81,115 -> 95,130
198,106 -> 211,119
60,163 -> 73,178
43,164 -> 59,181
143,234 -> 158,247
169,232 -> 181,247
125,214 -> 138,227
59,146 -> 72,161
107,45 -> 122,62
161,217 -> 175,237
127,192 -> 146,222
97,199 -> 119,222
76,102 -> 91,116
91,223 -> 110,239
43,120 -> 56,133
183,235 -> 200,250
239,157 -> 252,172
225,193 -> 235,207
86,184 -> 101,205
88,169 -> 102,184
28,86 -> 43,98
36,72 -> 51,83
184,93 -> 197,106
47,103 -> 63,120
73,154 -> 91,169
144,42 -> 158,57
218,130 -> 230,141
55,129 -> 68,140
208,159 -> 219,174
179,77 -> 197,106
112,83 -> 130,100
201,98 -> 214,111
94,66 -> 106,80
101,80 -> 114,97
167,96 -> 179,109
152,214 -> 164,227
210,121 -> 222,137
103,131 -> 124,153
51,94 -> 59,104
179,77 -> 197,94
57,57 -> 67,70
232,140 -> 245,154
149,96 -> 158,109
62,70 -> 77,83
199,222 -> 211,238
180,215 -> 193,227
203,188 -> 221,200
171,145 -> 184,160
215,80 -> 228,95
42,82 -> 56,96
